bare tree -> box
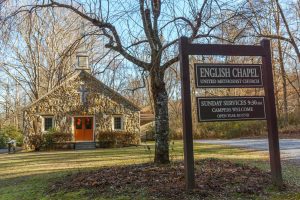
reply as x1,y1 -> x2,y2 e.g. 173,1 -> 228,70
246,0 -> 300,121
2,0 -> 250,163
0,8 -> 83,101
273,2 -> 288,124
247,0 -> 300,62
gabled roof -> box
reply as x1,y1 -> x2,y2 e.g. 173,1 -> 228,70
23,70 -> 140,111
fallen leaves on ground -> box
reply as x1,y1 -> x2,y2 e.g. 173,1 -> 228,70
48,158 -> 272,199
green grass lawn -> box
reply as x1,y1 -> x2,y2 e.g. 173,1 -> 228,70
0,141 -> 299,200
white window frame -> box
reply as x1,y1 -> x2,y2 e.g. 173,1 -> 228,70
112,115 -> 124,131
77,56 -> 89,68
42,116 -> 54,132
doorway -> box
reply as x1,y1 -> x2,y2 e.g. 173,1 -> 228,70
74,117 -> 94,141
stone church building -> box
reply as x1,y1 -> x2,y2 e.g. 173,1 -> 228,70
22,47 -> 141,149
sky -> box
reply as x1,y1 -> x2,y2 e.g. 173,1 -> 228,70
0,0 -> 299,110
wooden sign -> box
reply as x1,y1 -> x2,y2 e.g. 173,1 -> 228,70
179,37 -> 283,190
197,97 -> 266,122
195,64 -> 263,88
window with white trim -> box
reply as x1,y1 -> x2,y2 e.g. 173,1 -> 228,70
43,116 -> 54,131
78,56 -> 88,68
113,116 -> 123,130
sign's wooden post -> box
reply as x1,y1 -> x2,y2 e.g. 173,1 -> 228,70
261,39 -> 283,186
179,37 -> 195,190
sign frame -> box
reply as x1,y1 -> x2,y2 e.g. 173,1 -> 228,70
179,37 -> 283,190
196,96 -> 266,122
194,63 -> 263,88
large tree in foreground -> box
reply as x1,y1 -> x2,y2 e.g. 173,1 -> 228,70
1,0 -> 248,163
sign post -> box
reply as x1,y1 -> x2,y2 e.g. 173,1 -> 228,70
179,37 -> 195,190
261,40 -> 283,186
179,37 -> 283,190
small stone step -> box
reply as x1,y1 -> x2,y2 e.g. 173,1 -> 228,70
75,142 -> 96,150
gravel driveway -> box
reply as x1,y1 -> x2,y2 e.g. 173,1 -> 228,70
196,139 -> 300,163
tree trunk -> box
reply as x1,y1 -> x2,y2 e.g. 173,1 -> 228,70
271,47 -> 280,118
150,69 -> 170,164
277,39 -> 288,124
275,4 -> 288,124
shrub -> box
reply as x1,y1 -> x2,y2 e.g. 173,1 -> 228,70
97,131 -> 137,148
45,130 -> 72,149
278,111 -> 300,128
52,132 -> 72,143
144,126 -> 156,141
192,121 -> 266,139
43,133 -> 54,149
27,134 -> 43,151
140,123 -> 156,142
44,130 -> 72,149
0,125 -> 23,148
288,112 -> 300,125
169,117 -> 183,140
169,128 -> 182,140
0,134 -> 6,148
27,129 -> 72,150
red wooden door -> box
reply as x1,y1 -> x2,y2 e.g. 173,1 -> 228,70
74,117 -> 93,141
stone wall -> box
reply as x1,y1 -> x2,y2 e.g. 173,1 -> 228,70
23,71 -> 140,148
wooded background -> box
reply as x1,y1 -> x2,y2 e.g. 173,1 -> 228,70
0,0 -> 299,161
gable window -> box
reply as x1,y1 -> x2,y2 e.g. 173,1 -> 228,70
113,116 -> 123,130
78,56 -> 88,68
43,116 -> 54,131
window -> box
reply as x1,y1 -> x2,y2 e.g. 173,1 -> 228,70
75,118 -> 82,129
43,117 -> 54,131
85,117 -> 93,129
78,56 -> 88,68
113,116 -> 123,130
